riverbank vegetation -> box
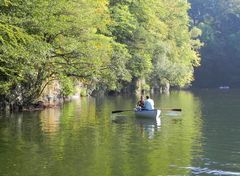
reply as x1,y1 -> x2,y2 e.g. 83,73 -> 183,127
0,0 -> 201,110
189,0 -> 240,88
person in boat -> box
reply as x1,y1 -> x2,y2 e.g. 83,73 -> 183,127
137,95 -> 144,108
143,96 -> 154,110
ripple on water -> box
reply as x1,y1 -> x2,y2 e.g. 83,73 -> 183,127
185,167 -> 240,176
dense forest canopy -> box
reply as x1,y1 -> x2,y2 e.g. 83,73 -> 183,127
0,0 -> 201,107
189,0 -> 240,88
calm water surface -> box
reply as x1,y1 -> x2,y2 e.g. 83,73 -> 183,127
0,90 -> 240,176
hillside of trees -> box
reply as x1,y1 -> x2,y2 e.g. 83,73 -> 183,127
189,0 -> 240,88
0,0 -> 201,109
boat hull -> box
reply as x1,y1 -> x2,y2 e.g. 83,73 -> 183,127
135,109 -> 161,119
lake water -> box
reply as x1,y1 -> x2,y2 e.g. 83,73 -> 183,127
0,90 -> 240,176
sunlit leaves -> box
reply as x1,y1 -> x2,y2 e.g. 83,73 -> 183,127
109,4 -> 137,43
0,0 -> 115,104
0,0 -> 203,106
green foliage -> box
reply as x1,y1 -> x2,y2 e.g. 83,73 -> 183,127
189,0 -> 240,87
59,76 -> 75,97
0,0 -> 115,104
144,0 -> 201,88
0,0 -> 202,106
141,83 -> 150,91
109,0 -> 201,88
96,42 -> 132,91
79,88 -> 88,97
109,4 -> 137,43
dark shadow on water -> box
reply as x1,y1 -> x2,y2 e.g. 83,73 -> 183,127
111,115 -> 129,124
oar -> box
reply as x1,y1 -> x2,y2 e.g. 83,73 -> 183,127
112,110 -> 134,114
161,108 -> 182,112
112,108 -> 182,114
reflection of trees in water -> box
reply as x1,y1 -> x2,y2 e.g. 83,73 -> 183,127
155,91 -> 203,175
40,108 -> 61,135
99,91 -> 203,175
0,91 -> 203,176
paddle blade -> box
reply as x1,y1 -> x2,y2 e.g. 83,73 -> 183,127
112,109 -> 134,113
171,108 -> 182,111
112,110 -> 124,113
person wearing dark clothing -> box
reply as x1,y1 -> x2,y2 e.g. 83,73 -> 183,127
137,95 -> 144,108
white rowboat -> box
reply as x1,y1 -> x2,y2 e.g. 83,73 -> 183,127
135,109 -> 161,119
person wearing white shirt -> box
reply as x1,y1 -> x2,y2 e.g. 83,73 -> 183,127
143,96 -> 154,110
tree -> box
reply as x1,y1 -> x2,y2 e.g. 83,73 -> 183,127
189,0 -> 240,87
0,0 -> 114,105
148,0 -> 201,89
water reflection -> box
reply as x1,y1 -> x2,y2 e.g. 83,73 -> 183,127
0,91 -> 205,176
112,114 -> 162,139
40,108 -> 60,135
135,116 -> 161,139
111,114 -> 129,124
